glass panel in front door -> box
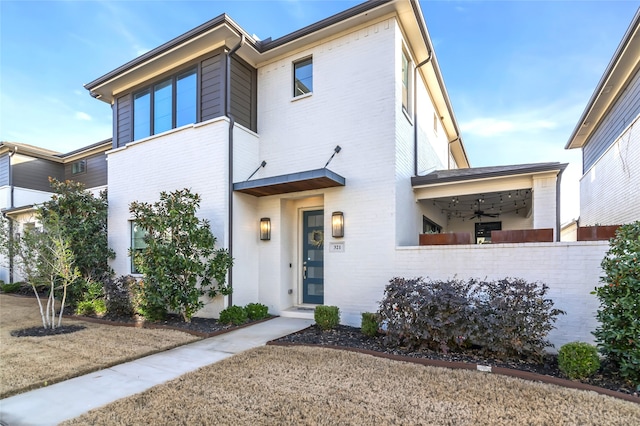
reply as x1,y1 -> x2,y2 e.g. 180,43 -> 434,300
302,210 -> 324,304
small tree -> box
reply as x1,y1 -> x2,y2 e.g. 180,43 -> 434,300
593,221 -> 640,386
0,213 -> 80,328
129,189 -> 233,322
39,178 -> 114,305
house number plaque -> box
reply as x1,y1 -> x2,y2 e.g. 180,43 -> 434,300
329,242 -> 345,252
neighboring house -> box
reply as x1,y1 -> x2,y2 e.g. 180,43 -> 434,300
76,0 -> 564,323
566,8 -> 640,226
0,139 -> 111,283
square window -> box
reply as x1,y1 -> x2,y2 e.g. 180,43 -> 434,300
294,57 -> 313,97
72,160 -> 86,175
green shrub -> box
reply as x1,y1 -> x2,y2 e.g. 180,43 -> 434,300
378,277 -> 564,360
1,282 -> 22,293
361,312 -> 378,337
130,278 -> 166,321
219,305 -> 248,325
75,299 -> 107,316
593,221 -> 640,386
558,342 -> 600,380
315,305 -> 340,331
245,303 -> 269,321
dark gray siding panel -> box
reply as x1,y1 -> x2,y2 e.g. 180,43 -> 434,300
201,53 -> 225,121
115,94 -> 133,148
64,153 -> 108,188
230,56 -> 257,131
13,154 -> 64,192
0,154 -> 9,187
584,68 -> 640,171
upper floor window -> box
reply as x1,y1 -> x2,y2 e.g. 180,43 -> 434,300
293,57 -> 313,97
133,68 -> 197,141
401,50 -> 412,113
72,160 -> 86,175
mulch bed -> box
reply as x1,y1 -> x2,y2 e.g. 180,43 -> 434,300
11,324 -> 86,337
65,312 -> 275,338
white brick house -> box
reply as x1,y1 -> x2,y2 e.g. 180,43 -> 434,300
83,0 -> 566,323
566,9 -> 640,226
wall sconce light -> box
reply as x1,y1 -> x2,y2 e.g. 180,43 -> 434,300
260,218 -> 271,241
332,211 -> 344,238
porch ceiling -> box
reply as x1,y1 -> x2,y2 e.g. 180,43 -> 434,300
427,189 -> 533,220
233,168 -> 345,197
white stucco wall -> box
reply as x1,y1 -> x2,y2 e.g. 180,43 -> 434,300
580,116 -> 640,226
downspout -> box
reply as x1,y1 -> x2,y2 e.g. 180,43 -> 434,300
226,35 -> 244,307
413,52 -> 432,176
555,168 -> 564,242
7,147 -> 17,283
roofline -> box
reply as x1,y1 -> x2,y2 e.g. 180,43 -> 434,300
60,138 -> 112,159
411,162 -> 568,187
0,139 -> 112,163
408,0 -> 469,168
85,14 -> 256,92
1,205 -> 36,217
565,8 -> 640,149
259,0 -> 392,51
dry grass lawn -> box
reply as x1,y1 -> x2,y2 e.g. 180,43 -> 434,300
64,345 -> 640,426
0,294 -> 200,398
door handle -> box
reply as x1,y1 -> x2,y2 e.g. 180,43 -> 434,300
303,261 -> 307,279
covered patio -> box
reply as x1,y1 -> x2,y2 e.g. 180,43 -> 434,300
412,162 -> 567,244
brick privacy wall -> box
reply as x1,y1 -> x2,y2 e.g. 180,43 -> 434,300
581,117 -> 640,226
379,241 -> 608,350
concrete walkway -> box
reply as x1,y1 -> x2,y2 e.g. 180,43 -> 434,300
0,317 -> 313,426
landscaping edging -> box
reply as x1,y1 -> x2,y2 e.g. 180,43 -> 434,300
64,314 -> 277,338
267,341 -> 640,404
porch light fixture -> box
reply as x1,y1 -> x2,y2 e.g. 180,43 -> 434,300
332,211 -> 344,238
260,218 -> 271,241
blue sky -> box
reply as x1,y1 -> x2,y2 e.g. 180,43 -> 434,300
1,0 -> 639,221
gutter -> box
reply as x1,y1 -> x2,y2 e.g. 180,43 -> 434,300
7,146 -> 17,283
226,35 -> 245,307
409,0 -> 470,169
413,53 -> 432,176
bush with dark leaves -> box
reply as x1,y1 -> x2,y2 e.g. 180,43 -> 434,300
378,277 -> 565,360
104,275 -> 136,317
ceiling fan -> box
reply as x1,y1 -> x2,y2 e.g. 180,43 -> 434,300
468,210 -> 499,220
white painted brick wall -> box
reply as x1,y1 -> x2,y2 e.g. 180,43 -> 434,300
107,119 -> 239,317
360,241 -> 609,351
581,117 -> 640,225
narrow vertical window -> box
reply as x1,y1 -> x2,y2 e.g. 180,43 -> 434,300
133,89 -> 151,140
131,222 -> 148,274
154,79 -> 173,134
176,69 -> 197,127
401,51 -> 410,112
293,57 -> 313,97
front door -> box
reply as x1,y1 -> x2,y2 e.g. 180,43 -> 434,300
302,210 -> 324,304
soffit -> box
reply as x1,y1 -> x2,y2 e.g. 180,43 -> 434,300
233,168 -> 345,197
566,9 -> 640,149
86,22 -> 252,103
